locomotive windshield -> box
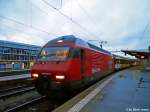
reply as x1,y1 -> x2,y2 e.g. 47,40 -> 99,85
38,46 -> 70,61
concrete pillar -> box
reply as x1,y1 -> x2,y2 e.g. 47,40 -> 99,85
22,63 -> 24,69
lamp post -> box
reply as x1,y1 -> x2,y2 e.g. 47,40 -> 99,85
99,41 -> 107,48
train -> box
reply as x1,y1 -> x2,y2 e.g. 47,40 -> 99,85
31,35 -> 136,95
113,54 -> 137,70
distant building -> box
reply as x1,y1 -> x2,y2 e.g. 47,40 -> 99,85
121,46 -> 150,66
0,40 -> 41,71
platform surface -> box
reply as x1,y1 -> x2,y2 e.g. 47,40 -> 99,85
80,67 -> 150,112
53,66 -> 150,112
0,74 -> 31,81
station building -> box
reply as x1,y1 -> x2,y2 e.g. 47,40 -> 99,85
0,40 -> 41,71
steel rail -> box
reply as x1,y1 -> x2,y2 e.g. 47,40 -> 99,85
0,86 -> 35,99
4,96 -> 46,112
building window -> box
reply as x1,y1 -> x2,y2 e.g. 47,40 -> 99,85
0,47 -> 3,53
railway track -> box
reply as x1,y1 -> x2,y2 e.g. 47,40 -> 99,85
0,85 -> 27,93
0,82 -> 67,112
0,85 -> 41,112
0,87 -> 74,112
0,86 -> 35,99
4,96 -> 46,112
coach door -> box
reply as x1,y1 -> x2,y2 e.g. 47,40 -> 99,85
80,49 -> 86,78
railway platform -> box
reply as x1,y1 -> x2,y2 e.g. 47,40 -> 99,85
53,66 -> 150,112
0,74 -> 31,81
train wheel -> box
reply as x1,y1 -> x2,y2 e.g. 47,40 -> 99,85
35,77 -> 50,95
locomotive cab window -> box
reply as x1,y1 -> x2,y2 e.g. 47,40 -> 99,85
70,48 -> 86,60
38,46 -> 70,61
70,48 -> 80,58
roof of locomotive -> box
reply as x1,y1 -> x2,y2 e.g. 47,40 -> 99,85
47,35 -> 77,44
47,35 -> 111,55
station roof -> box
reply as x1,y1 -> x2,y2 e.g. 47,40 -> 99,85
0,40 -> 41,51
121,49 -> 150,59
112,54 -> 136,60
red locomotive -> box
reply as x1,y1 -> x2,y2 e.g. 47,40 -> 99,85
31,35 -> 115,94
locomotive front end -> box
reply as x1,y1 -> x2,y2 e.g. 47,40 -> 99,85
31,46 -> 71,94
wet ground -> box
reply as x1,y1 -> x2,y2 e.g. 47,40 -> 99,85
80,66 -> 150,112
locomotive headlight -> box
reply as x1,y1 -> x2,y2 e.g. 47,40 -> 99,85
32,73 -> 39,78
56,75 -> 65,80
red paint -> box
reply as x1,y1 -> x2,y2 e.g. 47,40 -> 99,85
31,38 -> 114,94
31,45 -> 113,81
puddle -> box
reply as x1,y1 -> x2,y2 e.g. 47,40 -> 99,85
118,74 -> 126,79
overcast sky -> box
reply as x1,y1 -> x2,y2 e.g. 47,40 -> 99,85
0,0 -> 150,53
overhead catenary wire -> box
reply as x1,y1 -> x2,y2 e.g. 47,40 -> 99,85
0,0 -> 100,39
0,15 -> 57,36
0,22 -> 44,39
75,0 -> 102,37
140,19 -> 150,39
28,0 -> 83,37
29,0 -> 90,38
41,0 -> 99,38
25,0 -> 88,36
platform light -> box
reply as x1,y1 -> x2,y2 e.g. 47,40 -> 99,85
140,56 -> 145,59
32,73 -> 39,78
56,75 -> 65,80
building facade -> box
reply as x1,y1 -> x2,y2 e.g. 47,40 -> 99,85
0,40 -> 41,71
